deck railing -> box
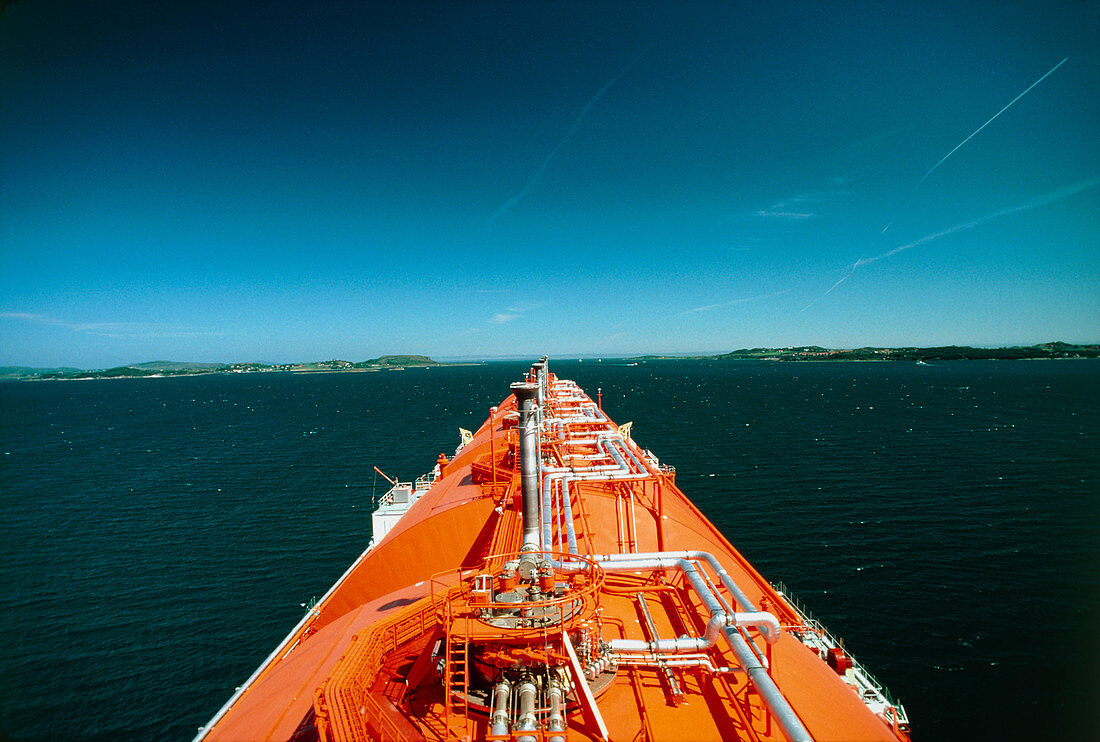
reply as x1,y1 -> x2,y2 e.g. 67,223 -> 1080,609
315,595 -> 446,742
772,581 -> 910,724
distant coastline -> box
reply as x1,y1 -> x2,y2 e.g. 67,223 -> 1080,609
0,355 -> 465,381
634,341 -> 1100,363
3,343 -> 1098,381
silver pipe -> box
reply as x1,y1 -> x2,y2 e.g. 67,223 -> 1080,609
538,445 -> 633,559
553,552 -> 808,742
543,461 -> 620,474
637,592 -> 684,698
724,628 -> 812,742
534,378 -> 813,734
694,560 -> 773,669
602,560 -> 779,648
597,550 -> 761,618
629,486 -> 639,552
615,655 -> 741,674
610,610 -> 779,654
511,382 -> 540,554
532,360 -> 546,408
602,437 -> 631,471
594,438 -> 650,482
546,678 -> 566,742
489,679 -> 511,736
553,555 -> 780,645
555,479 -> 565,556
513,680 -> 538,741
542,472 -> 555,552
561,477 -> 578,554
609,434 -> 659,477
536,439 -> 647,558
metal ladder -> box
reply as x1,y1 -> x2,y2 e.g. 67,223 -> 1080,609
443,605 -> 472,741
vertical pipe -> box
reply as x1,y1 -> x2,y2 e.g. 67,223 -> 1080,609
546,678 -> 566,742
555,479 -> 564,556
628,483 -> 639,553
615,488 -> 625,553
542,472 -> 554,554
561,477 -> 579,555
513,680 -> 538,742
490,679 -> 511,736
510,382 -> 540,557
656,481 -> 665,551
489,406 -> 497,489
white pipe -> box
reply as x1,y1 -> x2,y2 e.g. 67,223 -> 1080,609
615,655 -> 741,674
608,434 -> 660,477
513,680 -> 538,741
538,382 -> 804,735
553,552 -> 808,742
561,477 -> 578,554
539,440 -> 653,557
597,551 -> 761,617
727,628 -> 813,742
546,678 -> 566,742
629,487 -> 638,552
542,472 -> 554,551
489,680 -> 511,736
589,558 -> 780,645
512,383 -> 540,555
610,609 -> 780,653
539,435 -> 646,557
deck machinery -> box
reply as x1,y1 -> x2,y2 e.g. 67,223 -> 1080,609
195,359 -> 910,742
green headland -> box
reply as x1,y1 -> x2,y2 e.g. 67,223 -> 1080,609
0,355 -> 449,380
635,341 -> 1099,363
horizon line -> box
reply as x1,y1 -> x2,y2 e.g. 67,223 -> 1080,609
4,340 -> 1099,371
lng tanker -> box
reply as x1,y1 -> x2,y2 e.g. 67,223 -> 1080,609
194,358 -> 910,741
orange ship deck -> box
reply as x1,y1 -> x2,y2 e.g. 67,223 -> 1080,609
195,361 -> 909,742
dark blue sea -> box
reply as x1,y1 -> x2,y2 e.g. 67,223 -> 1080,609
1,360 -> 1097,741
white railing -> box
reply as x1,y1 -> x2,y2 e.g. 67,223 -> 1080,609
773,581 -> 910,726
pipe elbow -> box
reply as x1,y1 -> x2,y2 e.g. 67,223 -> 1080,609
731,611 -> 782,644
703,613 -> 727,645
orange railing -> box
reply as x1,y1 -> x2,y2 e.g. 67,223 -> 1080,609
317,550 -> 608,742
315,595 -> 446,742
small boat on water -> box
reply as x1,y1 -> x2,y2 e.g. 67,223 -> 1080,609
194,358 -> 909,741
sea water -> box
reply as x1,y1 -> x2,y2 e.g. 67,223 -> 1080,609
1,360 -> 1096,740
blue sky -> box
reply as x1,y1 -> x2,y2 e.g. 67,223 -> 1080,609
2,0 -> 1097,367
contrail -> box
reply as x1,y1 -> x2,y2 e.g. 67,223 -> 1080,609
800,262 -> 860,313
806,57 -> 1075,313
862,175 -> 1100,265
488,53 -> 646,225
802,175 -> 1099,311
678,289 -> 790,316
919,57 -> 1069,184
823,261 -> 862,295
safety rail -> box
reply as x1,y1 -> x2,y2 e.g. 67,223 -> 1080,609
427,552 -> 608,639
376,483 -> 412,507
314,595 -> 446,742
772,581 -> 910,727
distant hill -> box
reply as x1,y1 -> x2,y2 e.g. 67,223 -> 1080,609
4,355 -> 446,380
712,342 -> 1100,362
0,366 -> 82,379
354,355 -> 439,368
627,343 -> 1100,363
127,361 -> 227,371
